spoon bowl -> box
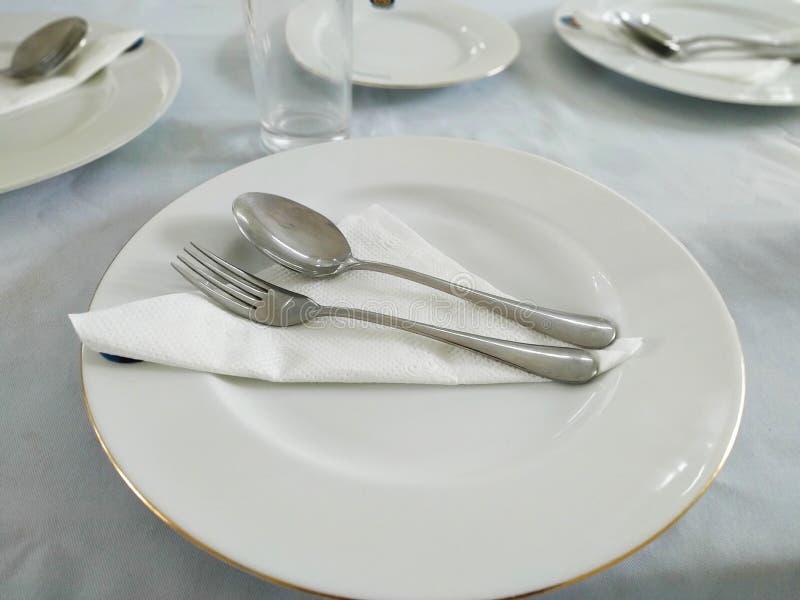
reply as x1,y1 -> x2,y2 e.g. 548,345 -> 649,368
3,17 -> 89,80
233,192 -> 355,276
616,11 -> 681,58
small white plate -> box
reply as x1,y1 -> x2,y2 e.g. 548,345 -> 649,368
556,0 -> 800,105
286,0 -> 520,88
0,15 -> 180,193
81,136 -> 743,599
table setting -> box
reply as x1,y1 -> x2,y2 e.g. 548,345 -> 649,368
1,1 -> 798,599
0,13 -> 179,193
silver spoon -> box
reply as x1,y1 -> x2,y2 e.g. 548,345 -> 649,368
232,192 -> 618,349
1,17 -> 88,80
616,11 -> 800,60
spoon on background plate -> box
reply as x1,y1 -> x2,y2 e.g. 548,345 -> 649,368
1,17 -> 89,80
232,192 -> 618,349
616,11 -> 800,60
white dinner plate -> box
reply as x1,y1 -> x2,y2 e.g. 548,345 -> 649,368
555,0 -> 800,105
0,15 -> 180,193
286,0 -> 520,88
81,136 -> 744,599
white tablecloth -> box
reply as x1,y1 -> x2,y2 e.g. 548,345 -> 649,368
2,1 -> 798,598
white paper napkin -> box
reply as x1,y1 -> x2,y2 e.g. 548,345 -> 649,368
70,205 -> 641,385
569,11 -> 792,85
0,29 -> 143,116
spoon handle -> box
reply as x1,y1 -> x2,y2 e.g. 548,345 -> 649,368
317,306 -> 599,383
680,36 -> 800,60
349,260 -> 617,349
682,35 -> 793,49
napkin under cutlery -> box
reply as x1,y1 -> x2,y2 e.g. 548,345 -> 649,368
0,29 -> 143,116
70,205 -> 641,385
568,11 -> 792,85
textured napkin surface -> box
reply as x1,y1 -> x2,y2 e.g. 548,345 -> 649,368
570,11 -> 792,85
0,29 -> 143,116
70,205 -> 640,384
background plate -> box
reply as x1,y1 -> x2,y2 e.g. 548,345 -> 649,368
287,0 -> 520,88
555,0 -> 800,105
0,14 -> 180,192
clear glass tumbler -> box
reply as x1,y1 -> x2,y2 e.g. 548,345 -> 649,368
241,0 -> 352,152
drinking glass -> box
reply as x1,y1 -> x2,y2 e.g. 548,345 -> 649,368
241,0 -> 352,152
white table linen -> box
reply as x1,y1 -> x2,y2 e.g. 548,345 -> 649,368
1,1 -> 797,598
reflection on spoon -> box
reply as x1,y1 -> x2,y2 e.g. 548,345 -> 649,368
1,17 -> 88,80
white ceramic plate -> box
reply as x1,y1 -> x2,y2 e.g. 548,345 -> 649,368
0,15 -> 180,193
286,0 -> 520,88
555,0 -> 800,105
81,136 -> 744,599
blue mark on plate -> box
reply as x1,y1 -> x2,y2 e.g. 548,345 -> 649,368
560,15 -> 580,29
126,37 -> 144,53
100,353 -> 142,364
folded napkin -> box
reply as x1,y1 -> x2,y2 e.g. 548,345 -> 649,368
567,11 -> 792,85
70,205 -> 641,385
0,29 -> 143,116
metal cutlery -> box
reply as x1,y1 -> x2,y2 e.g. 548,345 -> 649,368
1,17 -> 88,80
232,192 -> 617,349
171,243 -> 601,384
616,11 -> 800,60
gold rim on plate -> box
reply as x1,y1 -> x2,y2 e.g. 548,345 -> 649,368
81,366 -> 742,599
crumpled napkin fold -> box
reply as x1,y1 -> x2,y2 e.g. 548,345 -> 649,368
567,11 -> 793,85
70,205 -> 641,384
0,29 -> 143,116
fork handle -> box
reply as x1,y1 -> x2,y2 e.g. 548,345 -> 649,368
317,306 -> 599,384
349,260 -> 616,349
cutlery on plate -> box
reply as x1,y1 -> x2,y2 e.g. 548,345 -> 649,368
232,192 -> 617,349
616,11 -> 800,60
1,17 -> 88,80
171,243 -> 601,384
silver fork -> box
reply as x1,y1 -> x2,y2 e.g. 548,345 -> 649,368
171,243 -> 601,384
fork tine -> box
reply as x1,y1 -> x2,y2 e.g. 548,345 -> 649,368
171,262 -> 254,320
183,245 -> 267,298
177,254 -> 262,305
190,242 -> 299,297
